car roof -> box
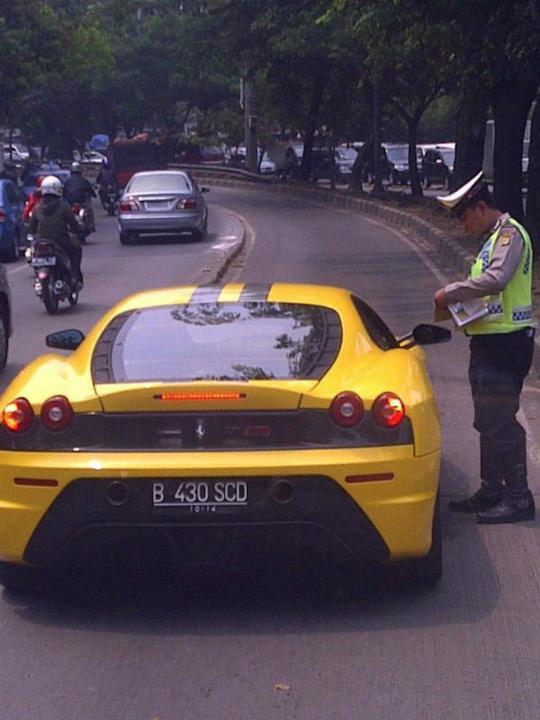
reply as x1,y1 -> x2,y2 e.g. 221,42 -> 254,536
130,170 -> 190,179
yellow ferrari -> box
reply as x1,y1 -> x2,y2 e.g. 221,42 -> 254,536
0,283 -> 450,592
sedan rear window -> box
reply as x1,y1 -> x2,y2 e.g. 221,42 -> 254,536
93,302 -> 342,382
127,173 -> 191,194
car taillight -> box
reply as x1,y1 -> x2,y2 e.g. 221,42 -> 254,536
119,199 -> 139,212
176,198 -> 197,209
3,398 -> 34,433
329,392 -> 364,427
41,396 -> 73,431
0,209 -> 6,223
372,392 -> 405,428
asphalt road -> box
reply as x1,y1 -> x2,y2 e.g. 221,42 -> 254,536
1,186 -> 540,720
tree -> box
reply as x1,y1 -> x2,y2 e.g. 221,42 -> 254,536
325,0 -> 457,197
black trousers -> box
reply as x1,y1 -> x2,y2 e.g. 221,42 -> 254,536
468,328 -> 535,495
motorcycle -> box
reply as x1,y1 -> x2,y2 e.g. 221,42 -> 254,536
70,203 -> 91,242
99,186 -> 118,216
29,238 -> 80,314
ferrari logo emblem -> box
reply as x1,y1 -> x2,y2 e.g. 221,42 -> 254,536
195,419 -> 206,442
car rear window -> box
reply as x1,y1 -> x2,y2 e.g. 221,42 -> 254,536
127,173 -> 190,194
93,302 -> 342,383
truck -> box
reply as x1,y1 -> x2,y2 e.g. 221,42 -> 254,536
109,134 -> 165,188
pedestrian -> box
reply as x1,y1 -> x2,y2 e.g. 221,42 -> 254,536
434,170 -> 535,523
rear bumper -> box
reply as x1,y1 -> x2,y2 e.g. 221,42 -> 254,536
0,446 -> 440,566
118,211 -> 204,234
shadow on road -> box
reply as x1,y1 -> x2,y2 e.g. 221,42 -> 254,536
5,509 -> 500,637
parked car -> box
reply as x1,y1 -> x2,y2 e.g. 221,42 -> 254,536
0,282 -> 450,592
200,146 -> 226,164
385,145 -> 425,185
227,147 -> 276,174
422,146 -> 455,188
335,147 -> 358,182
385,144 -> 410,185
360,144 -> 391,182
0,179 -> 27,260
259,151 -> 276,175
117,169 -> 209,244
3,144 -> 29,166
310,148 -> 337,182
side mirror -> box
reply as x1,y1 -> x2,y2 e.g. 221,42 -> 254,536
46,329 -> 85,350
201,187 -> 210,193
413,323 -> 451,345
397,324 -> 451,348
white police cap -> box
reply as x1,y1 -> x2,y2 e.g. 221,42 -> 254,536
436,170 -> 484,213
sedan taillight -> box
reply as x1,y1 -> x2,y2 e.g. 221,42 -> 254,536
119,199 -> 139,212
372,392 -> 405,428
41,396 -> 74,431
3,398 -> 34,433
330,392 -> 364,428
176,198 -> 197,210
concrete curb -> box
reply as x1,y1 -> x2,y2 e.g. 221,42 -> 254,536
196,209 -> 246,286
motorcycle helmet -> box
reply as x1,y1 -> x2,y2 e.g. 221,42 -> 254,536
40,175 -> 63,197
71,161 -> 82,173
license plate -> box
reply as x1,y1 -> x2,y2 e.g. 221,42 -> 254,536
31,256 -> 56,266
145,201 -> 169,211
152,479 -> 249,514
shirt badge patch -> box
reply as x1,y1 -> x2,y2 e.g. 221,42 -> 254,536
499,229 -> 514,246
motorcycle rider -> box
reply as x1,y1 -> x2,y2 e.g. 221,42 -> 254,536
63,161 -> 96,234
28,175 -> 85,288
22,175 -> 44,222
96,159 -> 118,210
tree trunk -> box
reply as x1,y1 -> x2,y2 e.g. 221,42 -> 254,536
526,96 -> 540,253
491,80 -> 538,221
372,82 -> 384,193
300,74 -> 326,181
453,84 -> 489,190
408,109 -> 423,198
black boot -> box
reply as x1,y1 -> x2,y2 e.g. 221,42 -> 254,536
477,491 -> 535,524
449,483 -> 503,513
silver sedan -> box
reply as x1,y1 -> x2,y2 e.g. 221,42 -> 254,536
117,170 -> 209,244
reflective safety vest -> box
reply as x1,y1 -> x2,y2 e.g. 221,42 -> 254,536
467,218 -> 533,335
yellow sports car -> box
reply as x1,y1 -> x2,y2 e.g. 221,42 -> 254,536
0,283 -> 450,592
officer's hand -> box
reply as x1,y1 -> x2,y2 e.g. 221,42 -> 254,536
434,288 -> 448,310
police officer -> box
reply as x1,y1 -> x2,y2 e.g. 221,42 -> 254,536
434,171 -> 535,523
